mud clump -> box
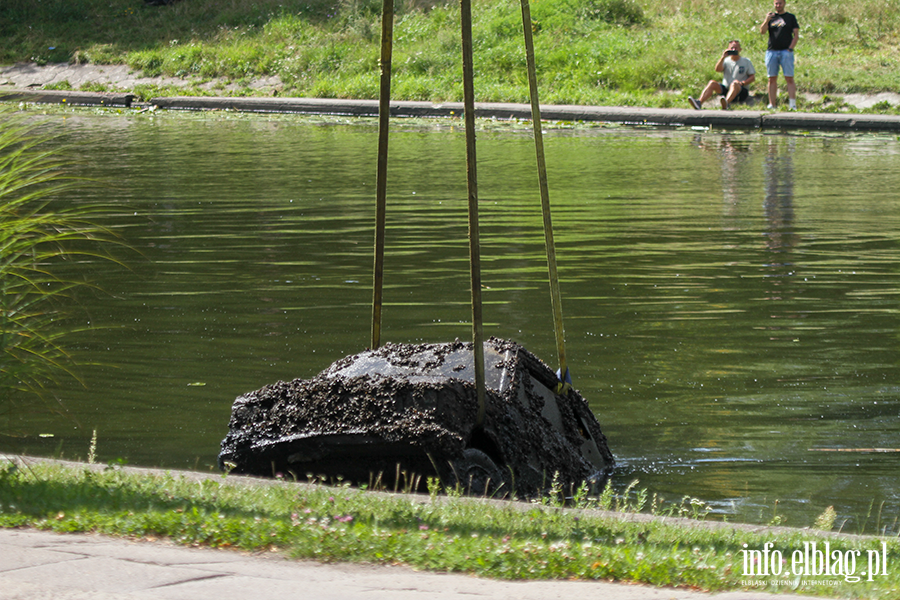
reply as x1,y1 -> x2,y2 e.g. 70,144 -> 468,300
219,337 -> 614,498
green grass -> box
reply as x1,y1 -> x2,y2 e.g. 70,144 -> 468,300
2,458 -> 899,597
1,0 -> 898,112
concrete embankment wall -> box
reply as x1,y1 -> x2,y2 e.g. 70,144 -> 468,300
3,88 -> 900,132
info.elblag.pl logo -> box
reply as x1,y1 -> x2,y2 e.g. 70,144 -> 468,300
741,541 -> 890,583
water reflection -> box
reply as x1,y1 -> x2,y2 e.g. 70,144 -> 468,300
721,140 -> 748,211
3,113 -> 900,531
763,138 -> 798,257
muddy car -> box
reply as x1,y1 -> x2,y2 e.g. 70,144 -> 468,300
218,337 -> 614,497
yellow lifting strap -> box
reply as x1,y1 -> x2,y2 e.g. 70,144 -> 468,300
372,0 -> 567,417
372,0 -> 488,423
519,0 -> 570,394
461,0 -> 487,425
371,0 -> 394,350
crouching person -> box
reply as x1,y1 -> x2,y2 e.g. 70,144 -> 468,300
688,40 -> 756,110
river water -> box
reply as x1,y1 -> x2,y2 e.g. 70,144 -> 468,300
3,110 -> 900,531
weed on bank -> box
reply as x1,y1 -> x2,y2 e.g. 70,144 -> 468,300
1,459 -> 898,598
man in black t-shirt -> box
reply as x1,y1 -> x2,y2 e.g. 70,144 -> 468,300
759,0 -> 800,110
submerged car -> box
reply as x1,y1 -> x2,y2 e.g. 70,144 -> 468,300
218,337 -> 614,497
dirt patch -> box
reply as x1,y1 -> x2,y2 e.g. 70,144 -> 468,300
0,62 -> 284,95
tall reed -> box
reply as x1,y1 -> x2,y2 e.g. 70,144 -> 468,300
0,108 -> 117,407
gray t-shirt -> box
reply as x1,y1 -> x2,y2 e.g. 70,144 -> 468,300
723,56 -> 755,87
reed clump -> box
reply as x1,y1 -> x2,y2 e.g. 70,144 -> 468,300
0,108 -> 120,408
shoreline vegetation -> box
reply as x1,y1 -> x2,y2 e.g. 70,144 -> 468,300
1,455 -> 899,598
0,107 -> 122,408
1,0 -> 898,114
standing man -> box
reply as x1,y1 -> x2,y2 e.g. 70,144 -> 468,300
760,0 -> 799,110
688,40 -> 756,110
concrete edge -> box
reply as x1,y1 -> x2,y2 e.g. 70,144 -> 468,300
3,89 -> 900,132
148,96 -> 769,129
1,453 -> 890,544
0,88 -> 134,108
762,112 -> 900,131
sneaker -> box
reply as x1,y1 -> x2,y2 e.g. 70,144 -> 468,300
688,97 -> 702,110
767,104 -> 775,110
720,97 -> 729,110
789,100 -> 797,110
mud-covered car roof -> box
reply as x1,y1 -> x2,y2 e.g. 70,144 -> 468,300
219,337 -> 613,497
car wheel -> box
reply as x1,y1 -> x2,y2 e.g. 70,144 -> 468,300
448,448 -> 506,496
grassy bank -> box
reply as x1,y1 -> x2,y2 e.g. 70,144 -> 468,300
2,458 -> 899,598
1,0 -> 898,112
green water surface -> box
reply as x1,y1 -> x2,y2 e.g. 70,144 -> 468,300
4,111 -> 900,531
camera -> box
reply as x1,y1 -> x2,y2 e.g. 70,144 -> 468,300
725,50 -> 737,55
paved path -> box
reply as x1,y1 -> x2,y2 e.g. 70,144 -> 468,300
1,528 -> 829,600
2,62 -> 900,132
